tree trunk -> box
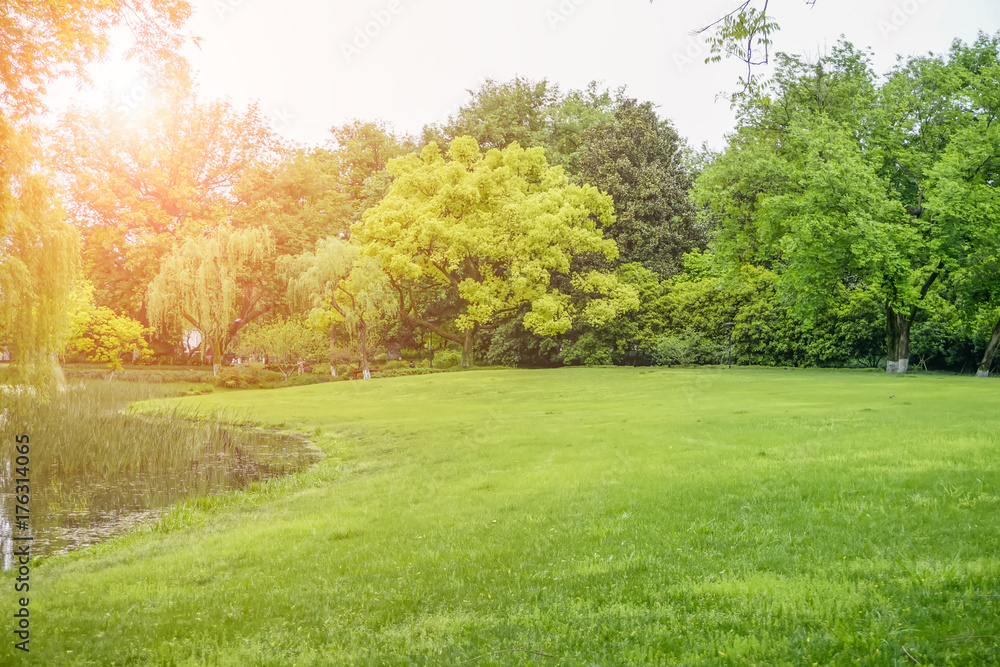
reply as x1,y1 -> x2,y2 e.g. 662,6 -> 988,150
461,328 -> 475,368
359,325 -> 371,380
885,304 -> 911,374
212,336 -> 222,377
977,316 -> 1000,377
328,324 -> 338,378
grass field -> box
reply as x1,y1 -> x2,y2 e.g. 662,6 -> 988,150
5,367 -> 1000,665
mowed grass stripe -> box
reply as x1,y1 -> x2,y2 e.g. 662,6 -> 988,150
7,368 -> 999,665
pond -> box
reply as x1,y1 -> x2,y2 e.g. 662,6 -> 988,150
0,381 -> 321,569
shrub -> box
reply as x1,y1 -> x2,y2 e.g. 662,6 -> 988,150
265,373 -> 329,389
63,367 -> 211,384
433,349 -> 463,369
652,330 -> 724,366
376,367 -> 446,378
209,364 -> 281,389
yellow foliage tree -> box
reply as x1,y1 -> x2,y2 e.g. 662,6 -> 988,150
65,282 -> 152,374
354,137 -> 638,367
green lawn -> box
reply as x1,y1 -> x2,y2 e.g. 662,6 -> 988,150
7,367 -> 1000,665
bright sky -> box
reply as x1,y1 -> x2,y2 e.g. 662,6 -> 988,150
51,0 -> 1000,151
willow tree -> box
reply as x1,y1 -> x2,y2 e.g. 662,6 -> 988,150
354,137 -> 638,367
147,224 -> 275,375
0,175 -> 79,384
285,237 -> 398,379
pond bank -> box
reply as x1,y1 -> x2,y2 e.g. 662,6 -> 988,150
0,380 -> 322,568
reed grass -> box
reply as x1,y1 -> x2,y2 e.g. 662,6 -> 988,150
0,380 -> 296,487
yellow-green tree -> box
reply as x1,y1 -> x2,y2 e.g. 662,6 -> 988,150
354,137 -> 638,367
147,224 -> 275,375
65,281 -> 152,374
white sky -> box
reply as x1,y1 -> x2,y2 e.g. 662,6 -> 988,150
49,0 -> 1000,151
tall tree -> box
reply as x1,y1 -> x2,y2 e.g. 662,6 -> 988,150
237,317 -> 326,380
325,120 -> 416,222
873,34 -> 1000,372
147,224 -> 276,375
424,77 -> 623,179
0,175 -> 79,383
57,93 -> 279,322
0,0 -> 193,118
927,121 -> 1000,376
423,77 -> 558,152
579,97 -> 704,278
355,137 -> 638,367
695,42 -> 932,373
233,147 -> 351,257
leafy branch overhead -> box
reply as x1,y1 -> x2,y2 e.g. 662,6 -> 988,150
655,0 -> 818,98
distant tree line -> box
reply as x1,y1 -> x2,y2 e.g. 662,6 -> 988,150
2,0 -> 998,379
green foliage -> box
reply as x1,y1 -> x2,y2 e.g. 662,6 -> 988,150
731,283 -> 808,367
559,330 -> 613,366
0,174 -> 80,383
210,363 -> 328,389
147,223 -> 276,373
560,263 -> 666,366
423,77 -> 621,179
431,349 -> 463,370
652,329 -> 724,366
237,318 -> 327,377
579,98 -> 703,278
284,236 -> 399,375
805,287 -> 886,368
424,76 -> 558,153
63,367 -> 209,383
475,310 -> 563,368
356,136 -> 638,364
374,367 -> 447,378
692,38 -> 1000,371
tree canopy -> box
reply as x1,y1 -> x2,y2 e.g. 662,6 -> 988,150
355,137 -> 638,366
